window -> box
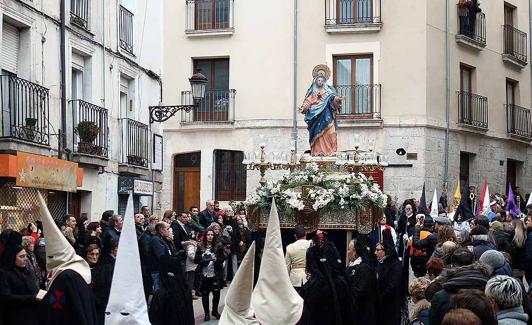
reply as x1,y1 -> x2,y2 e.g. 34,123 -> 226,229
459,152 -> 470,188
71,0 -> 89,28
1,22 -> 20,75
119,5 -> 134,53
336,0 -> 372,24
333,55 -> 373,115
193,58 -> 229,121
195,0 -> 230,30
506,79 -> 517,106
459,64 -> 473,121
504,3 -> 515,27
214,150 -> 246,201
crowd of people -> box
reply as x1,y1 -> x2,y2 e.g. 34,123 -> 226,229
0,199 -> 254,324
1,184 -> 532,325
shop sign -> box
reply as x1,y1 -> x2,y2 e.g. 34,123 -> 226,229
118,177 -> 153,195
133,179 -> 153,195
16,152 -> 78,192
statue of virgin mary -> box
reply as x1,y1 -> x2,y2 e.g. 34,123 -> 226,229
299,65 -> 344,156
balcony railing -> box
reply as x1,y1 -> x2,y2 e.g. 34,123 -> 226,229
503,25 -> 527,65
335,84 -> 381,119
0,75 -> 50,145
456,7 -> 486,47
119,5 -> 134,54
457,91 -> 488,130
70,0 -> 89,28
181,89 -> 236,123
325,0 -> 381,28
186,0 -> 234,33
121,118 -> 148,167
72,100 -> 108,158
506,104 -> 532,139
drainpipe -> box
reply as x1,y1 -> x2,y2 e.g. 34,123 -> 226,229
443,0 -> 451,195
102,0 -> 106,108
60,0 -> 67,157
292,0 -> 298,152
529,0 -> 532,107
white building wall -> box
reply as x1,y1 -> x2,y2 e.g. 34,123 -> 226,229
0,0 -> 163,220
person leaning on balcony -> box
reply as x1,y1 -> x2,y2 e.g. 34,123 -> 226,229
458,0 -> 472,36
468,0 -> 481,36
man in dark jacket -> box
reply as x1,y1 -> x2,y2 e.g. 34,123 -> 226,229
99,210 -> 114,235
199,200 -> 216,230
189,206 -> 204,234
428,262 -> 490,325
171,212 -> 191,253
149,222 -> 172,293
102,215 -> 122,260
411,215 -> 438,277
469,226 -> 495,260
135,213 -> 152,300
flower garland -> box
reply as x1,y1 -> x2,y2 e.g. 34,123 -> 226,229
246,163 -> 387,214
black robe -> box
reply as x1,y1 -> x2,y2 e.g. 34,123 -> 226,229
149,255 -> 194,325
0,267 -> 39,325
90,262 -> 114,325
39,269 -> 97,325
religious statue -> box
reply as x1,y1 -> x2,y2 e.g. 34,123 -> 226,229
299,65 -> 345,156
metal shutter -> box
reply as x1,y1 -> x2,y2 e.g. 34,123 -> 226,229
1,23 -> 20,74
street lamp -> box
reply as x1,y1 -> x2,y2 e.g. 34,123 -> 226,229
149,72 -> 208,123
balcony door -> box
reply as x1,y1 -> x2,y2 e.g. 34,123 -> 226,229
195,0 -> 230,30
193,58 -> 229,121
460,65 -> 473,122
336,0 -> 372,24
506,79 -> 516,106
504,4 -> 515,52
334,55 -> 373,117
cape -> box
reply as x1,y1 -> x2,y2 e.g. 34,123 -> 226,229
39,269 -> 97,325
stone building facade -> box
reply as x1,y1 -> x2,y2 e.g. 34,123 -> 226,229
161,0 -> 532,211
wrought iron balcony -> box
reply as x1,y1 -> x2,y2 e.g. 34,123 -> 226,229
457,91 -> 488,130
121,118 -> 149,167
0,75 -> 50,146
71,100 -> 108,158
456,7 -> 486,49
503,25 -> 528,66
186,0 -> 234,35
506,104 -> 532,140
325,0 -> 382,32
119,5 -> 134,54
181,89 -> 236,123
70,0 -> 89,28
335,84 -> 381,120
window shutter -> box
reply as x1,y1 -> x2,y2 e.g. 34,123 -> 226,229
1,23 -> 20,74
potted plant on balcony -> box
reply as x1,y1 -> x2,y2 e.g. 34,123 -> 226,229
77,121 -> 101,155
127,155 -> 146,167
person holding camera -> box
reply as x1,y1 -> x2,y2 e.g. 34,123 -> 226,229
194,226 -> 226,321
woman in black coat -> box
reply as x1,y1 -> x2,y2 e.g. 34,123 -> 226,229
0,244 -> 39,325
346,236 -> 377,325
84,244 -> 114,325
194,228 -> 226,321
375,237 -> 403,325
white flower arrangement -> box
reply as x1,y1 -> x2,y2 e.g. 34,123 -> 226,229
246,163 -> 387,214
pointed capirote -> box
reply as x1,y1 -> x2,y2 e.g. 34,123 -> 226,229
527,192 -> 532,208
251,200 -> 303,325
482,185 -> 491,216
37,192 -> 91,287
418,183 -> 429,215
105,193 -> 149,325
430,189 -> 438,218
219,242 -> 259,325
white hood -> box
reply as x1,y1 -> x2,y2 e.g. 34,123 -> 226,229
37,192 -> 91,288
251,200 -> 303,325
105,193 -> 149,325
482,185 -> 491,216
430,189 -> 438,218
527,192 -> 532,208
219,242 -> 259,325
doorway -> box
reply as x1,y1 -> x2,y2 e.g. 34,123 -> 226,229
173,152 -> 201,213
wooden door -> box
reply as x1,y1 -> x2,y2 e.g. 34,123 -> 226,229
173,167 -> 200,213
69,192 -> 81,219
